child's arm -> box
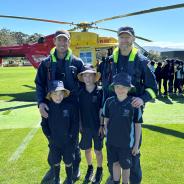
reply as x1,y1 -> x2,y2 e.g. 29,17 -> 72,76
132,123 -> 141,156
98,89 -> 106,138
101,97 -> 110,136
40,117 -> 51,140
104,117 -> 109,136
132,107 -> 143,156
98,108 -> 105,138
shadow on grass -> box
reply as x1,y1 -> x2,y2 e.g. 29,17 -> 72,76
169,94 -> 184,104
156,96 -> 173,104
0,84 -> 36,102
23,84 -> 36,90
0,103 -> 37,113
0,91 -> 36,102
157,94 -> 184,104
142,124 -> 184,139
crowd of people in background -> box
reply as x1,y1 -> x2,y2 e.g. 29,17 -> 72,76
153,58 -> 184,96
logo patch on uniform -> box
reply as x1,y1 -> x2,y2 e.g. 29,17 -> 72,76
63,109 -> 69,117
122,109 -> 130,116
92,95 -> 97,103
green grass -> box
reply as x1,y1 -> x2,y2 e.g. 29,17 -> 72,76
0,67 -> 184,184
0,101 -> 39,129
0,67 -> 36,101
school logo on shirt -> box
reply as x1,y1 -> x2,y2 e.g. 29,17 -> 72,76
122,109 -> 130,117
63,109 -> 69,117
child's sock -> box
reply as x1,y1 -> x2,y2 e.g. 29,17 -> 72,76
65,165 -> 73,182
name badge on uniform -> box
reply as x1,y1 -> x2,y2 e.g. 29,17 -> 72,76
63,109 -> 69,117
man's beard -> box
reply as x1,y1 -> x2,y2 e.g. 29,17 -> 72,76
120,43 -> 133,51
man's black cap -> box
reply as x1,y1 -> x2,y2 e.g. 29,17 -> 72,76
117,26 -> 135,36
55,30 -> 70,39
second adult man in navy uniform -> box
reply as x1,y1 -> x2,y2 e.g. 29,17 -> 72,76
100,26 -> 157,184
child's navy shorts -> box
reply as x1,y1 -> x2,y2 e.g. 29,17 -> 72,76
107,144 -> 132,169
49,143 -> 74,165
79,128 -> 103,151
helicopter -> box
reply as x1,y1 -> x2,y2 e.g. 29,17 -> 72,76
0,3 -> 184,68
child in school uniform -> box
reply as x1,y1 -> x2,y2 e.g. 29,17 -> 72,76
77,64 -> 104,183
103,72 -> 142,184
41,80 -> 78,184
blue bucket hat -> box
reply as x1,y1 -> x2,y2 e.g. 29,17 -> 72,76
46,80 -> 70,100
77,64 -> 101,82
110,72 -> 134,89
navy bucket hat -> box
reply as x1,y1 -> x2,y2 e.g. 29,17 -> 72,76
46,80 -> 70,100
77,64 -> 101,82
110,72 -> 134,90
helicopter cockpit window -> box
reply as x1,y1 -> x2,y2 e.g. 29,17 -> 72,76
80,51 -> 92,64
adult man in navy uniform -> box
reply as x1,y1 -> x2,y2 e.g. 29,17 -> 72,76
100,26 -> 157,184
35,30 -> 83,184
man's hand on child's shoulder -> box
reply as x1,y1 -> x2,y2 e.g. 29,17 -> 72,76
131,97 -> 144,108
39,103 -> 49,118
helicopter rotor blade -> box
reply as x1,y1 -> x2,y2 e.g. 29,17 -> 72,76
90,26 -> 152,42
68,27 -> 78,31
0,15 -> 77,26
93,3 -> 184,24
90,26 -> 117,33
134,36 -> 152,42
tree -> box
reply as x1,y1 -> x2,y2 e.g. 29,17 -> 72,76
26,33 -> 43,43
0,29 -> 43,46
148,50 -> 163,62
11,31 -> 29,45
0,29 -> 17,46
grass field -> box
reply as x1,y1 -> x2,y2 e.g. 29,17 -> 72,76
0,67 -> 184,184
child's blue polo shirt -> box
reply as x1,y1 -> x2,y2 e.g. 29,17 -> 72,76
79,85 -> 103,130
103,96 -> 143,149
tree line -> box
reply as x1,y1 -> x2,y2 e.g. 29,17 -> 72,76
0,28 -> 43,46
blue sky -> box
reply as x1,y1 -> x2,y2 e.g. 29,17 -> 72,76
0,0 -> 184,48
